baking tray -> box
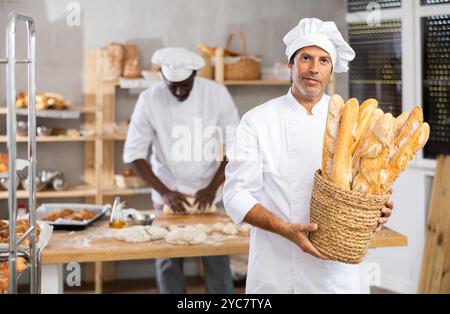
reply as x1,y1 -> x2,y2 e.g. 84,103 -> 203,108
0,221 -> 53,252
36,203 -> 110,231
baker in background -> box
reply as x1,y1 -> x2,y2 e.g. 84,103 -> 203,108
223,18 -> 394,293
123,47 -> 240,294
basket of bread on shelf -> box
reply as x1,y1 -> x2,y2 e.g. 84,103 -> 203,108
196,30 -> 261,81
15,92 -> 72,111
309,95 -> 429,264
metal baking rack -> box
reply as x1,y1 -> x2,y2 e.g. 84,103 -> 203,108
0,11 -> 38,294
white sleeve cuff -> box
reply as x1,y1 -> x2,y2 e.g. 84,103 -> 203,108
123,148 -> 148,164
225,190 -> 259,225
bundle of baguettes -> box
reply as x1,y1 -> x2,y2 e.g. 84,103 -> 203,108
321,95 -> 430,195
310,95 -> 429,264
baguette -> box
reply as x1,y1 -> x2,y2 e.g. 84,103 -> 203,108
322,95 -> 345,179
389,106 -> 423,160
330,98 -> 359,190
382,122 -> 430,193
352,113 -> 395,194
394,112 -> 408,137
351,98 -> 378,155
352,108 -> 384,178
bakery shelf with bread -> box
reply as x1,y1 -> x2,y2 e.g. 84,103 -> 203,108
310,95 -> 430,264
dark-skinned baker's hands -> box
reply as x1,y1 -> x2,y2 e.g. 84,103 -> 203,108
375,188 -> 394,232
194,184 -> 218,212
161,190 -> 190,213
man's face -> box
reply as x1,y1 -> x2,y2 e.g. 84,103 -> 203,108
163,71 -> 196,102
289,46 -> 332,98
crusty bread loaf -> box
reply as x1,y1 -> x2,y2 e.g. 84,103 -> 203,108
352,108 -> 384,178
394,112 -> 408,137
389,106 -> 423,160
322,95 -> 345,179
352,113 -> 395,194
351,99 -> 378,155
383,122 -> 430,193
123,45 -> 141,79
331,98 -> 359,190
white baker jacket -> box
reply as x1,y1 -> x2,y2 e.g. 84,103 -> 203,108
223,89 -> 360,293
123,77 -> 240,206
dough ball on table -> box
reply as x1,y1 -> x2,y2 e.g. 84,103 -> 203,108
237,223 -> 251,235
222,222 -> 238,235
165,226 -> 207,245
144,225 -> 168,240
163,197 -> 217,215
194,223 -> 214,235
168,224 -> 182,231
212,222 -> 226,232
116,226 -> 151,243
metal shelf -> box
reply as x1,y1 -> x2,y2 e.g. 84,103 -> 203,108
0,184 -> 97,200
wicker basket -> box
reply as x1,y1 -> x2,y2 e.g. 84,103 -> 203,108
309,170 -> 390,264
221,31 -> 260,81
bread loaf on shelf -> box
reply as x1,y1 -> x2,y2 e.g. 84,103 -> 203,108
123,44 -> 141,79
330,98 -> 359,190
322,95 -> 345,179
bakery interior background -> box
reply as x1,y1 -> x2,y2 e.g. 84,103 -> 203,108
0,0 -> 449,294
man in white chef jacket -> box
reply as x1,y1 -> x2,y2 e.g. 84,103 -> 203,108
123,47 -> 240,294
223,18 -> 394,293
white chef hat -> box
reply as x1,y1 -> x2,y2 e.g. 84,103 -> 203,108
151,47 -> 205,82
283,18 -> 355,73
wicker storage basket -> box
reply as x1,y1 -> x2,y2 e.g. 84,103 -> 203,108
309,170 -> 390,264
220,31 -> 260,80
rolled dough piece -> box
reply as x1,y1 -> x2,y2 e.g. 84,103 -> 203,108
237,223 -> 251,235
165,226 -> 207,245
222,222 -> 238,235
212,222 -> 226,232
145,225 -> 168,240
194,223 -> 214,235
168,224 -> 181,231
116,226 -> 151,243
163,197 -> 217,215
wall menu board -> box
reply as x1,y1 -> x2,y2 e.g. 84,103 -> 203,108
349,19 -> 403,117
347,0 -> 401,12
421,0 -> 450,6
422,15 -> 450,158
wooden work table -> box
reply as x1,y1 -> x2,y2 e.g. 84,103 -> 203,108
40,210 -> 407,293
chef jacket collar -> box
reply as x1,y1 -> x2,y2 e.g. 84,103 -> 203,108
286,88 -> 328,116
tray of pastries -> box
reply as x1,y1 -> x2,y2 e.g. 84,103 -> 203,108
0,254 -> 29,294
0,219 -> 41,247
37,203 -> 110,230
